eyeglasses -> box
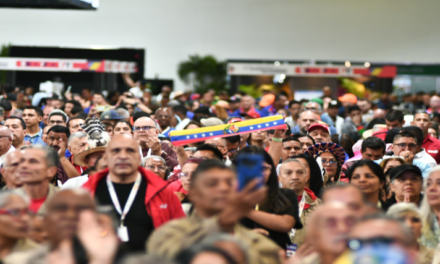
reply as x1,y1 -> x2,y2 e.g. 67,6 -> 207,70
347,237 -> 397,251
305,107 -> 317,111
0,208 -> 32,217
321,159 -> 337,166
179,172 -> 193,178
49,120 -> 65,125
0,135 -> 11,139
146,165 -> 166,171
133,126 -> 156,132
226,148 -> 238,155
393,143 -> 417,149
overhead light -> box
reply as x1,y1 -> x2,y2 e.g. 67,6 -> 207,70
274,61 -> 280,66
364,62 -> 371,67
345,61 -> 351,67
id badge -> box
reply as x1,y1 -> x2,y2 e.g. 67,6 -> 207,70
117,226 -> 129,242
286,244 -> 297,257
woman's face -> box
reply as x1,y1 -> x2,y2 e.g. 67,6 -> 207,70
105,125 -> 114,138
384,160 -> 402,173
428,128 -> 438,139
350,165 -> 383,197
262,162 -> 272,184
426,171 -> 440,208
320,152 -> 338,178
397,212 -> 422,239
251,131 -> 266,142
180,162 -> 199,192
0,196 -> 30,240
113,122 -> 132,136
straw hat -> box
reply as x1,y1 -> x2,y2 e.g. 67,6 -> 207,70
73,146 -> 106,167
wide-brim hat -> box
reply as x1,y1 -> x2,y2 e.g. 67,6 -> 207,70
73,146 -> 106,167
305,142 -> 346,165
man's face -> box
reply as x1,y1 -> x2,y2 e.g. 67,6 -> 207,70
278,161 -> 309,193
298,136 -> 314,153
45,191 -> 95,246
43,106 -> 54,126
309,128 -> 331,144
64,103 -> 74,115
156,108 -> 173,129
193,150 -> 217,160
323,187 -> 367,217
225,140 -> 239,159
42,126 -> 51,144
386,119 -> 403,131
48,131 -> 68,152
105,135 -> 141,177
48,115 -> 66,127
327,106 -> 339,117
281,140 -> 301,161
84,152 -> 104,168
412,113 -> 431,135
133,117 -> 159,146
298,112 -> 317,133
289,103 -> 300,118
1,151 -> 22,188
205,138 -> 227,158
229,102 -> 240,111
92,94 -> 104,105
144,158 -> 167,179
349,110 -> 362,121
180,162 -> 198,192
23,109 -> 42,128
189,168 -> 237,216
52,100 -> 63,110
251,131 -> 266,142
392,137 -> 417,156
314,207 -> 356,255
29,216 -> 48,243
68,137 -> 88,156
68,119 -> 85,134
241,96 -> 253,110
17,149 -> 53,184
275,96 -> 288,110
390,172 -> 422,201
305,102 -> 320,115
357,101 -> 370,114
430,96 -> 440,110
0,195 -> 30,240
0,129 -> 11,153
361,148 -> 384,161
4,119 -> 25,147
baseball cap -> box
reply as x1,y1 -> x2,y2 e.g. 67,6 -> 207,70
259,94 -> 275,108
228,117 -> 243,124
194,106 -> 212,116
308,123 -> 330,134
389,164 -> 422,181
100,110 -> 125,121
328,100 -> 342,108
229,96 -> 241,103
338,93 -> 357,104
200,117 -> 224,127
240,108 -> 261,119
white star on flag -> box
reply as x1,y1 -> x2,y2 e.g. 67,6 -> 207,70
186,136 -> 190,139
273,122 -> 277,124
250,126 -> 254,129
209,133 -> 213,136
194,135 -> 198,138
258,125 -> 261,128
202,134 -> 206,137
265,123 -> 269,127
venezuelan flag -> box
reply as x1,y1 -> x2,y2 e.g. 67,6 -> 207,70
170,115 -> 287,146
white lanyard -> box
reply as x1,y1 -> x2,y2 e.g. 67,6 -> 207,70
106,173 -> 141,227
289,192 -> 306,239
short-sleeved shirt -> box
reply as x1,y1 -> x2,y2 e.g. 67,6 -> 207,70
422,135 -> 440,164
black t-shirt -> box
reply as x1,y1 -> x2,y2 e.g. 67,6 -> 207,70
240,188 -> 298,250
94,176 -> 154,253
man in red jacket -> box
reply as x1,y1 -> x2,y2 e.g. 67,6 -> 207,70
82,134 -> 185,253
412,111 -> 440,164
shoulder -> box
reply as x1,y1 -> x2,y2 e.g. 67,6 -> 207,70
279,188 -> 298,201
62,176 -> 89,190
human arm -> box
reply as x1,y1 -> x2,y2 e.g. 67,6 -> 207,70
122,73 -> 137,88
60,157 -> 80,179
176,146 -> 188,167
246,210 -> 296,232
268,129 -> 285,167
123,97 -> 153,114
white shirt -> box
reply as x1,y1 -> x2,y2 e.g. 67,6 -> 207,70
129,87 -> 144,99
0,145 -> 16,167
175,118 -> 191,131
414,148 -> 437,168
335,116 -> 344,135
62,175 -> 89,189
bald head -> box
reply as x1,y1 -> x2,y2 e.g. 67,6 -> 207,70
106,134 -> 141,181
133,117 -> 160,147
0,126 -> 12,155
298,111 -> 318,133
373,109 -> 386,119
0,126 -> 12,138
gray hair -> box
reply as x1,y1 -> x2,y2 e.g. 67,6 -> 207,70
3,150 -> 18,168
23,145 -> 59,168
141,155 -> 166,168
49,109 -> 68,121
386,203 -> 421,220
184,147 -> 197,154
121,254 -> 175,264
67,131 -> 88,146
0,190 -> 30,208
116,108 -> 130,119
307,101 -> 322,112
419,165 -> 440,245
278,158 -> 306,175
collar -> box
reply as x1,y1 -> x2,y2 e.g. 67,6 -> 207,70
27,129 -> 43,138
415,148 -> 427,159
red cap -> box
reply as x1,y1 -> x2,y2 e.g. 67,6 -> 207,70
308,123 -> 330,134
247,108 -> 261,119
228,117 -> 243,124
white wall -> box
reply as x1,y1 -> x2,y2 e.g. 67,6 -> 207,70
1,0 -> 440,90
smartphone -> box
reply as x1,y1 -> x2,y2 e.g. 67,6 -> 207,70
236,154 -> 264,191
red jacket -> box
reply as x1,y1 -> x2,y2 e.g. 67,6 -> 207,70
82,166 -> 185,228
422,135 -> 440,164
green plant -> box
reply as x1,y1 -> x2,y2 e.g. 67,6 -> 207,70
178,54 -> 227,94
238,84 -> 262,98
0,44 -> 10,84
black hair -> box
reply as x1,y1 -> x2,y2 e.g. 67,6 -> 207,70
414,110 -> 430,118
195,144 -> 224,160
401,126 -> 424,146
82,167 -> 96,176
24,106 -> 43,117
393,131 -> 417,144
292,133 -> 316,145
4,116 -> 26,129
132,112 -> 150,122
347,105 -> 361,114
288,100 -> 300,108
385,109 -> 404,123
66,117 -> 85,130
431,121 -> 440,138
331,134 -> 355,158
385,127 -> 403,144
71,105 -> 84,116
184,121 -> 203,129
65,100 -> 81,107
49,112 -> 67,122
175,245 -> 238,264
190,159 -> 233,189
282,136 -> 301,144
292,153 -> 324,198
224,135 -> 240,144
365,118 -> 386,130
0,99 -> 12,111
235,146 -> 291,214
172,105 -> 188,116
48,125 -> 71,138
113,120 -> 133,130
275,93 -> 287,101
361,136 -> 386,154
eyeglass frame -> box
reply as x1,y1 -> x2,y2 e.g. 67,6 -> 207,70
133,126 -> 157,132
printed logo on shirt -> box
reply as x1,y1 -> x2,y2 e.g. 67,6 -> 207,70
428,150 -> 439,154
160,204 -> 168,209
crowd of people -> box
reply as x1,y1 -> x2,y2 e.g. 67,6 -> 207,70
1,81 -> 440,264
